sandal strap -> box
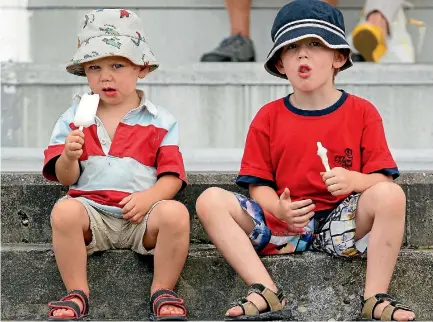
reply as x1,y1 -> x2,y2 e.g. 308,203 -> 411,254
381,301 -> 414,321
248,283 -> 285,312
61,289 -> 89,315
48,301 -> 80,319
150,288 -> 187,317
232,298 -> 260,316
150,288 -> 179,305
361,293 -> 393,320
154,297 -> 186,317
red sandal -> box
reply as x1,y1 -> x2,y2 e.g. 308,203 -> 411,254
48,289 -> 89,320
149,288 -> 187,321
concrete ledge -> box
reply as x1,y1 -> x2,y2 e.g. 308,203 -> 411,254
1,172 -> 433,247
1,244 -> 432,320
3,148 -> 433,172
2,64 -> 433,151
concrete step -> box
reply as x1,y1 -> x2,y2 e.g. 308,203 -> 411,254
1,244 -> 432,320
2,172 -> 433,248
2,0 -> 433,64
2,63 -> 433,150
2,147 -> 433,173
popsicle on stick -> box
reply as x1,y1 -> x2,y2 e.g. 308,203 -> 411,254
74,93 -> 99,131
317,141 -> 331,172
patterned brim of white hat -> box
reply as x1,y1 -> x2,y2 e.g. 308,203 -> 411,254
66,8 -> 158,76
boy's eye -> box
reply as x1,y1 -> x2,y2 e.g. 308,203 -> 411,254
287,44 -> 298,50
88,65 -> 100,70
310,41 -> 321,47
113,64 -> 124,69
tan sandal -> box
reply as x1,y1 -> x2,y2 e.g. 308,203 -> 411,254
224,283 -> 290,321
361,293 -> 415,321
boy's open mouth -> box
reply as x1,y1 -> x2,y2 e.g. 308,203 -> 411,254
102,87 -> 117,97
298,64 -> 312,78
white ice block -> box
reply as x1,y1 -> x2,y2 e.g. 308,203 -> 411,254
317,141 -> 331,172
74,93 -> 99,131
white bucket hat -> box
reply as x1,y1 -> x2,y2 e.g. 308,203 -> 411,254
66,8 -> 158,76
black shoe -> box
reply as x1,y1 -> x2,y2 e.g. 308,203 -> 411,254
201,34 -> 256,62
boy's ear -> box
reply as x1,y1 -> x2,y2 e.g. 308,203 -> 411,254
274,58 -> 286,75
333,50 -> 347,70
138,64 -> 150,79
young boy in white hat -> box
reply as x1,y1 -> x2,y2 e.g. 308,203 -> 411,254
43,9 -> 189,321
195,0 -> 415,320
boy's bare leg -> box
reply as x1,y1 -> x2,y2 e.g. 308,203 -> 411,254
366,11 -> 390,36
354,181 -> 415,321
142,200 -> 190,316
196,187 -> 281,317
225,0 -> 251,38
225,0 -> 336,38
365,0 -> 404,35
50,199 -> 92,317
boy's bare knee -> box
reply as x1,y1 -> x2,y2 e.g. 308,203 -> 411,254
370,181 -> 406,202
364,181 -> 406,217
51,199 -> 88,231
196,187 -> 231,217
154,200 -> 190,233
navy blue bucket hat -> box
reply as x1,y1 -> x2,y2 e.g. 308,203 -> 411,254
264,0 -> 353,79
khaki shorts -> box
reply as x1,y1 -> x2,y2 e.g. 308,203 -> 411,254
62,197 -> 164,255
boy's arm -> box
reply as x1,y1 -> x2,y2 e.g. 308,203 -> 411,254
322,99 -> 397,196
250,184 -> 314,230
55,153 -> 81,186
322,167 -> 394,196
144,174 -> 183,203
249,185 -> 281,218
120,117 -> 185,223
352,171 -> 392,192
43,106 -> 80,185
360,102 -> 399,178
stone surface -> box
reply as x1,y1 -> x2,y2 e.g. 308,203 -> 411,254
2,172 -> 433,247
1,245 -> 432,320
3,147 -> 433,173
406,179 -> 433,247
2,63 -> 433,150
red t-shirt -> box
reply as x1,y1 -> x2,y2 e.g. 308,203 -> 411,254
236,91 -> 398,212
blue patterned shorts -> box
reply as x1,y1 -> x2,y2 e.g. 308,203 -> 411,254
234,193 -> 363,257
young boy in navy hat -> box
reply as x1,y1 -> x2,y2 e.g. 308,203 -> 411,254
195,0 -> 415,320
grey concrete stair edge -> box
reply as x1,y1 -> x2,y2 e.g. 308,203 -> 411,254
3,63 -> 433,85
1,172 -> 433,247
2,64 -> 433,151
1,244 -> 433,320
2,147 -> 433,172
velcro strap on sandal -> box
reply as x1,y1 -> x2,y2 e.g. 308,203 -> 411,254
61,289 -> 89,315
150,288 -> 179,305
248,283 -> 284,311
361,293 -> 393,319
233,298 -> 260,316
150,288 -> 186,317
381,301 -> 413,321
154,297 -> 186,317
48,301 -> 80,319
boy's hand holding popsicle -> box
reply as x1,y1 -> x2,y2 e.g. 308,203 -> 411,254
62,93 -> 99,162
317,141 -> 356,196
63,130 -> 85,161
